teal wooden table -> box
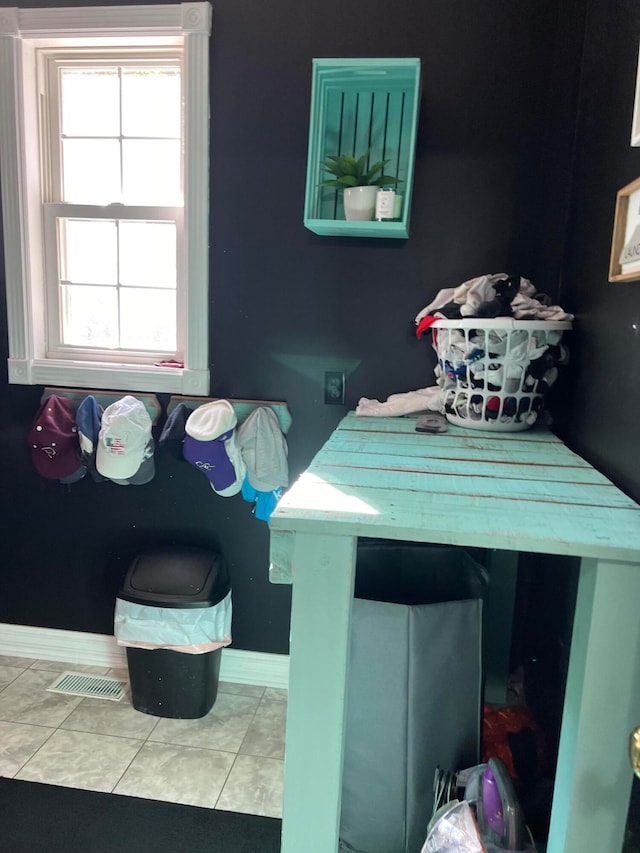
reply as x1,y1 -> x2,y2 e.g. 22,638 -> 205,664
269,413 -> 640,853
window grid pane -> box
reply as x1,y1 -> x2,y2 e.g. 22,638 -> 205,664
62,139 -> 122,205
120,287 -> 177,351
121,68 -> 181,138
60,64 -> 182,205
61,68 -> 120,137
61,284 -> 119,348
61,219 -> 118,284
122,140 -> 181,204
119,221 -> 177,288
58,216 -> 177,352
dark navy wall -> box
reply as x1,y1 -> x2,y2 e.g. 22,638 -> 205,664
0,0 -> 598,654
553,0 -> 640,501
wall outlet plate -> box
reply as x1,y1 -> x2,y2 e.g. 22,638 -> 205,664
324,371 -> 345,405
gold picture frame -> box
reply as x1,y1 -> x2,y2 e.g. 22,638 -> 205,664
632,44 -> 640,146
609,176 -> 640,282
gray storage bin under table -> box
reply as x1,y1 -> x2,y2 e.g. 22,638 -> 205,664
116,546 -> 230,720
340,541 -> 486,853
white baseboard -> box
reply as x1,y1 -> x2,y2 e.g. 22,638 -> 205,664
0,624 -> 289,690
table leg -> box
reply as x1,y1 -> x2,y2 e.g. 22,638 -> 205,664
280,531 -> 357,853
547,558 -> 640,852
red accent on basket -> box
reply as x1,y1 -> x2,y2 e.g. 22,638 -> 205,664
416,315 -> 439,339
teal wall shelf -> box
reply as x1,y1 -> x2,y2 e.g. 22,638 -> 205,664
304,58 -> 421,239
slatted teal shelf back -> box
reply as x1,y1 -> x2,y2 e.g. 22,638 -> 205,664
305,58 -> 421,238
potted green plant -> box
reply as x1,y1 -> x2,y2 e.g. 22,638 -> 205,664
319,152 -> 400,221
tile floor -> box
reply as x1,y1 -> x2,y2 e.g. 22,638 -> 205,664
0,655 -> 285,817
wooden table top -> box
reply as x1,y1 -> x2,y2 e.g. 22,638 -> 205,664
270,413 -> 640,565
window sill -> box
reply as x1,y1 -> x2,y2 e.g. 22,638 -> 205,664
8,358 -> 209,396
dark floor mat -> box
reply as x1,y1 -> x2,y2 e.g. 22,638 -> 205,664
0,777 -> 282,853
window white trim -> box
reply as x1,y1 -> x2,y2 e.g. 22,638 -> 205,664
0,3 -> 211,395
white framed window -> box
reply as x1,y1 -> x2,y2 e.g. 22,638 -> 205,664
0,3 -> 211,395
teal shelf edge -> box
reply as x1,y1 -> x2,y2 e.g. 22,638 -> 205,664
43,387 -> 162,423
41,389 -> 292,434
304,218 -> 409,239
167,396 -> 292,435
312,57 -> 421,70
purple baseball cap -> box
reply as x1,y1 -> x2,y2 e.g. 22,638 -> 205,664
183,429 -> 239,492
182,400 -> 246,496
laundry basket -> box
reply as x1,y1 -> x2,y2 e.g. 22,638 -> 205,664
431,318 -> 572,432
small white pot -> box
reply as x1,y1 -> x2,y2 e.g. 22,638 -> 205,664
343,185 -> 378,221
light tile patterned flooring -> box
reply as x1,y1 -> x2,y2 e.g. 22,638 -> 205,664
0,655 -> 285,817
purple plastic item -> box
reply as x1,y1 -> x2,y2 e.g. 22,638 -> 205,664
482,764 -> 506,837
478,758 -> 527,850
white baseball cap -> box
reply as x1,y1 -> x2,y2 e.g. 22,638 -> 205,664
96,396 -> 152,480
184,399 -> 237,441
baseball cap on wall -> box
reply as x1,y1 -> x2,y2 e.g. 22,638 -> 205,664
76,395 -> 102,457
28,395 -> 86,481
126,437 -> 156,485
96,396 -> 153,481
158,402 -> 190,461
76,394 -> 106,482
110,437 -> 156,486
236,407 -> 288,492
183,400 -> 246,496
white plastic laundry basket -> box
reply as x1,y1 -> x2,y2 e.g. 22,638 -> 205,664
431,318 -> 572,432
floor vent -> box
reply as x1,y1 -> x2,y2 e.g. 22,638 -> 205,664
46,671 -> 126,702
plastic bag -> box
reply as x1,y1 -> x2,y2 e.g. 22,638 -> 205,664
114,591 -> 232,653
422,760 -> 538,853
421,800 -> 484,852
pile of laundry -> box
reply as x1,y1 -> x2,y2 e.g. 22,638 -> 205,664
414,273 -> 573,339
433,323 -> 569,428
356,273 -> 573,425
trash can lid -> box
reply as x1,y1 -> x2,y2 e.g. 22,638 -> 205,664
118,547 -> 229,608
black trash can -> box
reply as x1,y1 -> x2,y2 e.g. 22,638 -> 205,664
116,546 -> 230,719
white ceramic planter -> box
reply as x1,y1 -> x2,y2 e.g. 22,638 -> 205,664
343,185 -> 378,221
